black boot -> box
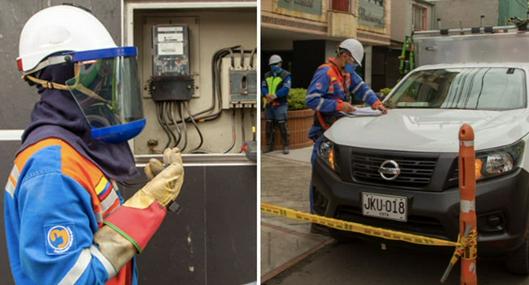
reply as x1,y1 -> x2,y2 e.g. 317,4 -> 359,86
278,121 -> 289,154
264,120 -> 275,153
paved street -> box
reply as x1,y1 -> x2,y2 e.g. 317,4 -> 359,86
262,149 -> 529,285
264,239 -> 529,285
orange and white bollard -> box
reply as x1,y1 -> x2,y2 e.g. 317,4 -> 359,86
458,124 -> 477,285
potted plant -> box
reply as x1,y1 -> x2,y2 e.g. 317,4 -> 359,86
261,88 -> 314,150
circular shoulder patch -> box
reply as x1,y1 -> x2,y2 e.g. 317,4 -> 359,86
47,225 -> 74,254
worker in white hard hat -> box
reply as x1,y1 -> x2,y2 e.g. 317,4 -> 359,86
262,54 -> 292,154
305,38 -> 387,211
4,5 -> 184,285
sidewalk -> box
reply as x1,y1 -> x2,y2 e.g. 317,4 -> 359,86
261,147 -> 333,282
265,146 -> 312,164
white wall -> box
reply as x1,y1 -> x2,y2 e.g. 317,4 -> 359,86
391,0 -> 412,43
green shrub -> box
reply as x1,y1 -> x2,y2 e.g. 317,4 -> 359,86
288,88 -> 308,110
379,87 -> 392,98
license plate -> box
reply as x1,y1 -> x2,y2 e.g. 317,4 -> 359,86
362,192 -> 408,222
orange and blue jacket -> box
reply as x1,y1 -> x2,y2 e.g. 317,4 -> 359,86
306,58 -> 382,138
4,138 -> 136,285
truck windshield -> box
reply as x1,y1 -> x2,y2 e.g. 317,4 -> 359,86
385,68 -> 526,110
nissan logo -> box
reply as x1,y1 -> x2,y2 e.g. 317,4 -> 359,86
378,160 -> 401,181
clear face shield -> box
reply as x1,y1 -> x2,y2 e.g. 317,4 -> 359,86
64,47 -> 145,143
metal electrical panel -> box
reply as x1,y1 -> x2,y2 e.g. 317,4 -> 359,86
149,24 -> 194,101
230,70 -> 257,104
221,54 -> 257,108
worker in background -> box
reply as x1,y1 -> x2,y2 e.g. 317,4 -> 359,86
262,54 -> 292,154
305,39 -> 387,210
4,5 -> 183,284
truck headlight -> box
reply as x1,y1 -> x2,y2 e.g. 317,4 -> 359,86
475,140 -> 524,180
318,140 -> 337,172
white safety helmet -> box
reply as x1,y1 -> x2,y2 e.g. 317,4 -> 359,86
269,54 -> 282,66
17,5 -> 146,144
17,5 -> 117,73
338,39 -> 364,66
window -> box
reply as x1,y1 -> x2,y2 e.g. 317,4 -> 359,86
386,68 -> 526,110
412,4 -> 427,31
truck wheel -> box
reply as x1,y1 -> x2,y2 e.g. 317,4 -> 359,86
506,236 -> 529,275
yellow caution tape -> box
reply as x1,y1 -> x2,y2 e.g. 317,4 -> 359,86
441,228 -> 477,283
261,202 -> 460,247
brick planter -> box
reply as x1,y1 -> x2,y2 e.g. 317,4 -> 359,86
261,109 -> 314,150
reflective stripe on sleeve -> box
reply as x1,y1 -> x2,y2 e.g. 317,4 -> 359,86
5,165 -> 19,198
10,165 -> 20,181
90,245 -> 117,278
316,98 -> 325,111
352,81 -> 364,94
100,190 -> 119,213
306,93 -> 321,100
58,248 -> 92,285
362,89 -> 371,101
5,180 -> 15,198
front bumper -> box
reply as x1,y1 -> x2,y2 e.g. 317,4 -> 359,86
311,158 -> 529,255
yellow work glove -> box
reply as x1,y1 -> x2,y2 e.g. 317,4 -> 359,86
144,158 -> 164,180
126,148 -> 184,209
94,148 -> 184,273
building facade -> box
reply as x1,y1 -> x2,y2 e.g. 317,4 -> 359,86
262,0 -> 393,90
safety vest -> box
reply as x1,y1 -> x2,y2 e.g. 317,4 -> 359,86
7,138 -> 133,285
264,70 -> 290,95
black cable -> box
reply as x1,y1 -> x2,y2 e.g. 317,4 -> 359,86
185,102 -> 204,152
163,101 -> 178,148
191,46 -> 240,119
186,48 -> 255,122
249,48 -> 256,68
224,107 -> 237,153
230,48 -> 235,68
171,48 -> 256,124
169,102 -> 182,147
156,102 -> 172,150
178,103 -> 188,152
166,46 -> 240,127
240,48 -> 245,68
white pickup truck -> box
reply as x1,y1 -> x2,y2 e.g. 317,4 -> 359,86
311,25 -> 529,274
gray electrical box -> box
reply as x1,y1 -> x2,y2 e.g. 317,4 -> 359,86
229,70 -> 257,104
149,24 -> 193,101
152,25 -> 190,76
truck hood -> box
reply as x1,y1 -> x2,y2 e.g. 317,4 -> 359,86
325,109 -> 529,152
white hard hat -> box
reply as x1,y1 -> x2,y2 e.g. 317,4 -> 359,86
269,54 -> 282,65
338,39 -> 364,66
17,5 -> 117,73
